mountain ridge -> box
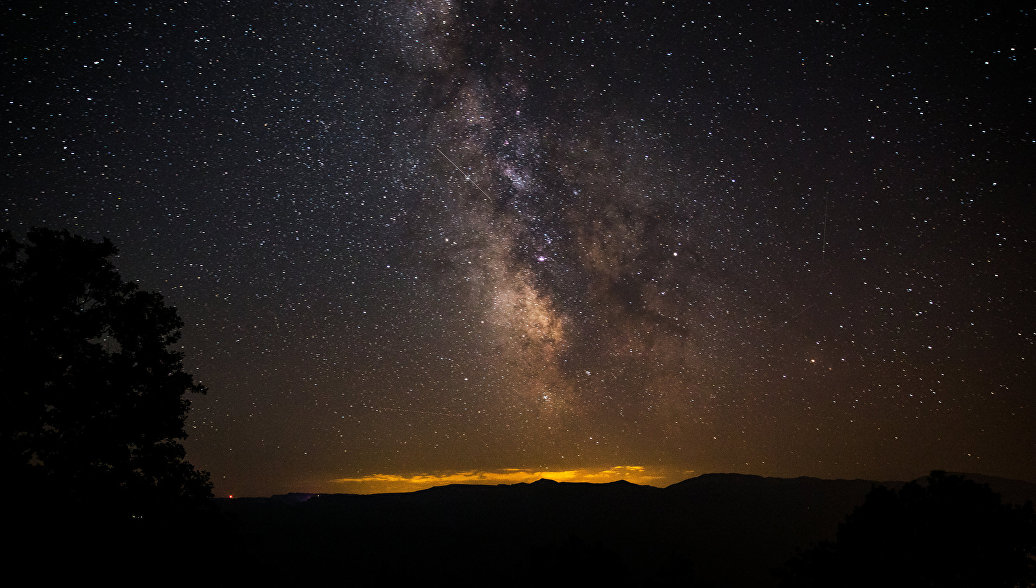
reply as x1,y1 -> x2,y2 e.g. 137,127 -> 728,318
215,471 -> 1035,587
240,471 -> 1035,502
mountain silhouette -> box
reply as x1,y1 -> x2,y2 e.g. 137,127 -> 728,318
211,472 -> 1035,587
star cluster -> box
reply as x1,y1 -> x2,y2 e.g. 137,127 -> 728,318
3,1 -> 1033,495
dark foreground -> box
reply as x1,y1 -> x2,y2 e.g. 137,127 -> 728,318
15,472 -> 1035,587
216,472 -> 1035,587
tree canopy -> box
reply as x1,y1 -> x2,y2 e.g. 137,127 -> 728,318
1,227 -> 211,519
780,470 -> 1036,588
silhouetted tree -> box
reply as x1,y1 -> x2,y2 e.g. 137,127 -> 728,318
1,228 -> 211,522
779,471 -> 1036,588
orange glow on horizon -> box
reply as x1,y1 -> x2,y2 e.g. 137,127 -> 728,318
330,465 -> 683,494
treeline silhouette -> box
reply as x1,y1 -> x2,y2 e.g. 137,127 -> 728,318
2,228 -> 225,582
780,471 -> 1036,588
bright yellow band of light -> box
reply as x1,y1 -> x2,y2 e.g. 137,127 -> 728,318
331,465 -> 682,494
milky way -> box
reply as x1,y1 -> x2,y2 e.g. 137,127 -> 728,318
3,1 -> 1033,495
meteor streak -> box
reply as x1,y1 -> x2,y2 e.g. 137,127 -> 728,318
436,145 -> 494,201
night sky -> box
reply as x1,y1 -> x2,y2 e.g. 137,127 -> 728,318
3,1 -> 1033,496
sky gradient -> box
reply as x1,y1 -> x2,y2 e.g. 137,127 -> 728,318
3,0 -> 1033,496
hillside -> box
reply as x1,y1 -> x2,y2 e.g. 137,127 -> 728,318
213,472 -> 1035,587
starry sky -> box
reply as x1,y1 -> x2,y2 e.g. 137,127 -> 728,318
3,1 -> 1033,496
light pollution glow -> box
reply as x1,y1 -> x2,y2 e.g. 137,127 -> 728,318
331,465 -> 686,494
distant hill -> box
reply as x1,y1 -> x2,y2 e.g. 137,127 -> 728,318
213,473 -> 1035,587
941,472 -> 1036,506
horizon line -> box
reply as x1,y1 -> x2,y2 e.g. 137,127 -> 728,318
216,468 -> 1027,499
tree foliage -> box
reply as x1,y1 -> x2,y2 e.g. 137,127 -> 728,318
1,228 -> 211,519
780,470 -> 1036,588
